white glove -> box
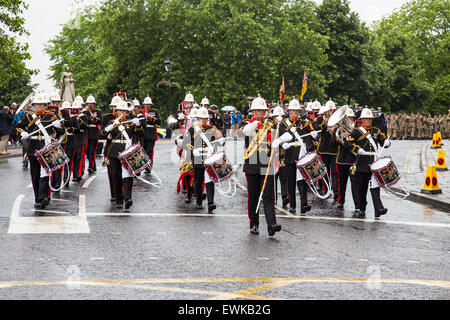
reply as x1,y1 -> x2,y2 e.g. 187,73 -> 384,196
242,121 -> 259,136
52,120 -> 62,129
21,131 -> 29,139
105,124 -> 114,133
279,132 -> 293,143
178,114 -> 185,120
216,137 -> 226,145
282,142 -> 291,150
176,138 -> 183,147
310,130 -> 318,139
132,118 -> 140,126
193,148 -> 201,157
272,138 -> 281,149
383,140 -> 391,148
357,149 -> 374,156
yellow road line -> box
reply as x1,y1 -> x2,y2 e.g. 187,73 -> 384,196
0,277 -> 448,289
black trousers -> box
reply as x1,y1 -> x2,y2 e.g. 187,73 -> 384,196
320,154 -> 339,196
354,171 -> 385,213
143,139 -> 156,164
183,175 -> 194,199
277,166 -> 288,201
109,158 -> 133,204
245,173 -> 277,228
286,163 -> 308,208
72,144 -> 84,179
194,167 -> 215,206
63,144 -> 76,183
29,155 -> 50,203
86,139 -> 98,171
107,165 -> 115,199
336,164 -> 358,208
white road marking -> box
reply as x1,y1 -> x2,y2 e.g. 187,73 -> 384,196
82,175 -> 97,189
149,257 -> 161,260
407,260 -> 420,264
202,257 -> 214,260
86,212 -> 450,228
258,257 -> 269,260
59,190 -> 73,193
90,257 -> 104,260
32,209 -> 70,214
156,232 -> 167,235
202,232 -> 213,235
51,199 -> 71,202
304,258 -> 316,261
357,259 -> 369,262
8,194 -> 90,234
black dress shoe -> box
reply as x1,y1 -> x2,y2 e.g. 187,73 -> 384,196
88,168 -> 93,174
282,197 -> 289,208
185,197 -> 191,203
116,203 -> 123,209
125,199 -> 133,209
358,211 -> 366,218
375,208 -> 388,217
201,193 -> 207,201
353,209 -> 361,215
337,203 -> 344,210
34,202 -> 41,208
250,225 -> 259,235
110,197 -> 116,202
289,207 -> 296,214
72,177 -> 78,182
196,204 -> 203,209
40,197 -> 50,209
268,224 -> 282,236
208,203 -> 216,213
300,205 -> 311,213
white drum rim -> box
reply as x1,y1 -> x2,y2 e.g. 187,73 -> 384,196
371,157 -> 392,170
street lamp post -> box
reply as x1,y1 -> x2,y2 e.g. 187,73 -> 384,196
164,57 -> 173,138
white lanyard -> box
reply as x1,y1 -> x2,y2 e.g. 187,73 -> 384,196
359,127 -> 378,154
117,122 -> 132,147
194,125 -> 214,152
285,119 -> 306,150
31,113 -> 51,144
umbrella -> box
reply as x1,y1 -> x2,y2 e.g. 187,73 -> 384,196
221,106 -> 236,112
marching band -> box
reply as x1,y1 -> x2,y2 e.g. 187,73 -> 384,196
16,89 -> 405,237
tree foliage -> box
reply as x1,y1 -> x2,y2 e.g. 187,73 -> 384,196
44,0 -> 449,119
0,0 -> 35,103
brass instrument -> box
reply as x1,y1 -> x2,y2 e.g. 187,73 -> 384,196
244,118 -> 274,160
327,105 -> 354,145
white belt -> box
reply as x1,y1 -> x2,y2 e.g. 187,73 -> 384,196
146,125 -> 154,128
80,129 -> 85,132
88,125 -> 97,128
29,136 -> 45,140
112,139 -> 127,144
67,133 -> 74,136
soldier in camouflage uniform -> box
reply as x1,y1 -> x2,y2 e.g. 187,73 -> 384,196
410,113 -> 417,140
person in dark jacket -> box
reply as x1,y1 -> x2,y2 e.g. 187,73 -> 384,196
141,96 -> 161,172
0,105 -> 13,155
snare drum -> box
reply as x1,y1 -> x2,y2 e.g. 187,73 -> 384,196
118,143 -> 151,175
203,151 -> 233,183
35,141 -> 69,172
370,156 -> 400,187
296,151 -> 327,183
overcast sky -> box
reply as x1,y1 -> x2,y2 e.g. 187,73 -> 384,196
20,0 -> 409,95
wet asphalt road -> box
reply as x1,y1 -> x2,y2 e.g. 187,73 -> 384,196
0,139 -> 448,300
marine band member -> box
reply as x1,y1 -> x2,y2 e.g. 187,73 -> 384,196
344,108 -> 391,218
242,96 -> 281,236
15,92 -> 65,209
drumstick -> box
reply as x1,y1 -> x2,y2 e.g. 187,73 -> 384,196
376,136 -> 391,158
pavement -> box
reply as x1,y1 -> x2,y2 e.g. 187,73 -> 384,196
0,137 -> 448,300
381,139 -> 450,213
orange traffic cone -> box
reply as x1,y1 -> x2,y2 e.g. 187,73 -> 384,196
421,166 -> 442,194
436,150 -> 448,171
436,131 -> 444,146
431,134 -> 441,149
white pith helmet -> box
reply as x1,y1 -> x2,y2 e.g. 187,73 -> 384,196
86,95 -> 96,104
287,99 -> 301,110
197,106 -> 210,119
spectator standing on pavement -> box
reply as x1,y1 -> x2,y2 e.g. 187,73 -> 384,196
0,106 -> 14,155
231,108 -> 242,139
243,96 -> 253,118
222,111 -> 231,137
